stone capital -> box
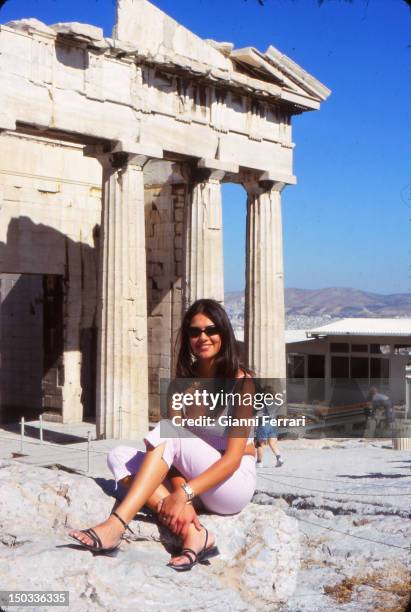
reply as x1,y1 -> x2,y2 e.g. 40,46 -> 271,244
241,170 -> 296,195
192,167 -> 225,184
171,160 -> 230,186
259,170 -> 297,186
242,175 -> 285,197
84,142 -> 158,171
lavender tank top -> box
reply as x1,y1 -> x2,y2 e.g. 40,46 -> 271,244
182,380 -> 255,451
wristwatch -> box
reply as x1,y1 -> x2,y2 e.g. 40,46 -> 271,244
181,482 -> 194,502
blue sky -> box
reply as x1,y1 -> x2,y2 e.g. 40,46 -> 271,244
1,0 -> 409,294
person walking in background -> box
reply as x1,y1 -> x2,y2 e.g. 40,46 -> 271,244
255,403 -> 284,468
364,386 -> 393,437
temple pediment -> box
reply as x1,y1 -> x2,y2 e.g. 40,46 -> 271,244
114,0 -> 330,108
231,46 -> 330,102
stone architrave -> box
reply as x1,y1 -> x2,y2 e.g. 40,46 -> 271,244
96,152 -> 149,439
183,168 -> 225,307
244,179 -> 286,381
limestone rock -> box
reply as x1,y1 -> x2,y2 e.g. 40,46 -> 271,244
0,460 -> 300,609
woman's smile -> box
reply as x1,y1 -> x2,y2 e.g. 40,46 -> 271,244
189,313 -> 222,362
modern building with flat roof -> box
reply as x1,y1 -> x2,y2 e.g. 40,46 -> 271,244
286,318 -> 411,405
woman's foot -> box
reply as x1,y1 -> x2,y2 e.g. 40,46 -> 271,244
69,514 -> 125,550
169,525 -> 215,567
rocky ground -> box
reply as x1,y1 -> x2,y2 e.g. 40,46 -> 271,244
254,438 -> 411,612
0,460 -> 298,611
0,439 -> 410,611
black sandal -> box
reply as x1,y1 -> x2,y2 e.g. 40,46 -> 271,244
167,526 -> 220,572
69,511 -> 134,554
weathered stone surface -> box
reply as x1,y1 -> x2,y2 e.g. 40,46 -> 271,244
206,40 -> 235,57
114,0 -> 231,71
0,461 -> 300,609
0,133 -> 101,424
245,180 -> 286,380
184,172 -> 225,307
51,22 -> 108,48
97,160 -> 149,439
5,18 -> 55,37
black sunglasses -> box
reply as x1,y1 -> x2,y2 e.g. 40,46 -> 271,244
188,325 -> 220,338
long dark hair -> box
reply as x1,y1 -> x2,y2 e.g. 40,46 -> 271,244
175,299 -> 241,379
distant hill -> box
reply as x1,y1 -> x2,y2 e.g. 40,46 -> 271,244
285,287 -> 411,317
225,287 -> 411,330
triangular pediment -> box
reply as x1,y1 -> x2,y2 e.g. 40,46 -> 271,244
113,1 -> 330,108
231,46 -> 330,102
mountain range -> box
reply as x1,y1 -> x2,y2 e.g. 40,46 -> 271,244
225,287 -> 411,330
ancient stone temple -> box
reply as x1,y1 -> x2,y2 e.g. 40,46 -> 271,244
0,0 -> 330,438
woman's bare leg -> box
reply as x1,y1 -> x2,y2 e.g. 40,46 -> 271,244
256,442 -> 266,464
268,437 -> 280,455
69,443 -> 170,548
268,437 -> 283,466
118,473 -> 215,568
116,476 -> 170,510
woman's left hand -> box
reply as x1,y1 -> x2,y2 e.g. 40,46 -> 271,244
157,490 -> 187,533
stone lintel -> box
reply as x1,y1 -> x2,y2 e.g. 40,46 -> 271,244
260,170 -> 297,186
198,158 -> 239,175
82,144 -> 111,158
112,140 -> 163,160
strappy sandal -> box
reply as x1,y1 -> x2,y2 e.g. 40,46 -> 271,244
68,511 -> 134,554
167,526 -> 220,572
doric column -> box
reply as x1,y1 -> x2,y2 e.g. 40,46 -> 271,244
183,167 -> 225,307
244,178 -> 286,380
406,363 -> 411,419
96,151 -> 149,439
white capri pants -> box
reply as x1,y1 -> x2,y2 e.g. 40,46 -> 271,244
107,422 -> 256,515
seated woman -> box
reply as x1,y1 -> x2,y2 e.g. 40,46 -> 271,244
69,298 -> 256,571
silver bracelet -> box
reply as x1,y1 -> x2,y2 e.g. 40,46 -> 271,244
181,482 -> 194,502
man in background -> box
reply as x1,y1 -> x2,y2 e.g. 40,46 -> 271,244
364,387 -> 393,437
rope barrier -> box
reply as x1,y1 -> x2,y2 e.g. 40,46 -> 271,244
293,515 -> 411,552
258,470 -> 411,488
257,472 -> 411,497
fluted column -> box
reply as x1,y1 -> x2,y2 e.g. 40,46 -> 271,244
245,179 -> 286,380
96,152 -> 149,439
183,168 -> 225,307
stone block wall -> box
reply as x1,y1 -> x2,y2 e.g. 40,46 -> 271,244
0,132 -> 102,424
0,273 -> 43,422
145,167 -> 185,420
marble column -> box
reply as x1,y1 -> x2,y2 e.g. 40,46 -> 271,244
183,168 -> 225,308
96,152 -> 149,439
244,179 -> 286,381
406,363 -> 411,419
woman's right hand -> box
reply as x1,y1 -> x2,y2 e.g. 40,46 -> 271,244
175,503 -> 202,538
159,500 -> 201,539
